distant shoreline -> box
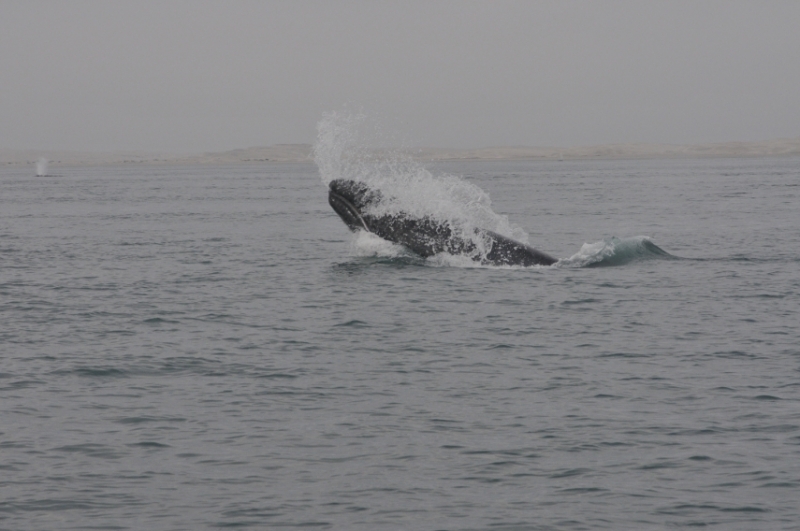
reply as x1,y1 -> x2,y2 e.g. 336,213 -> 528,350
3,138 -> 800,167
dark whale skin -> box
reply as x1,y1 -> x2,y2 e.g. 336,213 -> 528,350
328,179 -> 557,267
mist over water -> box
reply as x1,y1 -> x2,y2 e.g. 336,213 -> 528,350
1,155 -> 798,530
35,157 -> 48,176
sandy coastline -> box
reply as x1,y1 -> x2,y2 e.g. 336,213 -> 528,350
3,138 -> 800,167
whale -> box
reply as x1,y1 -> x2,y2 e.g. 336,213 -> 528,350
328,179 -> 557,266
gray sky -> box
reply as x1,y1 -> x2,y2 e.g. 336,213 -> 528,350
2,1 -> 799,153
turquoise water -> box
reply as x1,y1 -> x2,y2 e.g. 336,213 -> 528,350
1,157 -> 798,530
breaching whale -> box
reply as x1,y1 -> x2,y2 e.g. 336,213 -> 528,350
328,179 -> 557,267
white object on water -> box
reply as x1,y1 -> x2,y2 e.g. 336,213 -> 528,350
36,157 -> 49,176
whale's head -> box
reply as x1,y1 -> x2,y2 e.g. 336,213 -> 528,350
328,179 -> 384,232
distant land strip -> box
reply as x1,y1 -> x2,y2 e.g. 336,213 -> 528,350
3,138 -> 800,166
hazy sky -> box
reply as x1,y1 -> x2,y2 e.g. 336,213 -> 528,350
3,1 -> 799,152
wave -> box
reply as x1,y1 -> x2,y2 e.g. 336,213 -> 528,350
558,236 -> 675,268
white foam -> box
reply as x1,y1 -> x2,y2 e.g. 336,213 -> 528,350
349,230 -> 410,259
560,239 -> 618,267
557,236 -> 660,267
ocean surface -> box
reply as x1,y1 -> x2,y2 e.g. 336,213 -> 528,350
1,154 -> 799,530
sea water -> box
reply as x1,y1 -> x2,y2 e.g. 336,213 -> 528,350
1,153 -> 799,530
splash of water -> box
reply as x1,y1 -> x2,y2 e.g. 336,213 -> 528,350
36,157 -> 49,176
349,231 -> 410,259
558,236 -> 673,267
314,110 -> 530,262
314,111 -> 677,269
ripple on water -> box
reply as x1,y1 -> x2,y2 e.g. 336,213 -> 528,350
1,159 -> 800,529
